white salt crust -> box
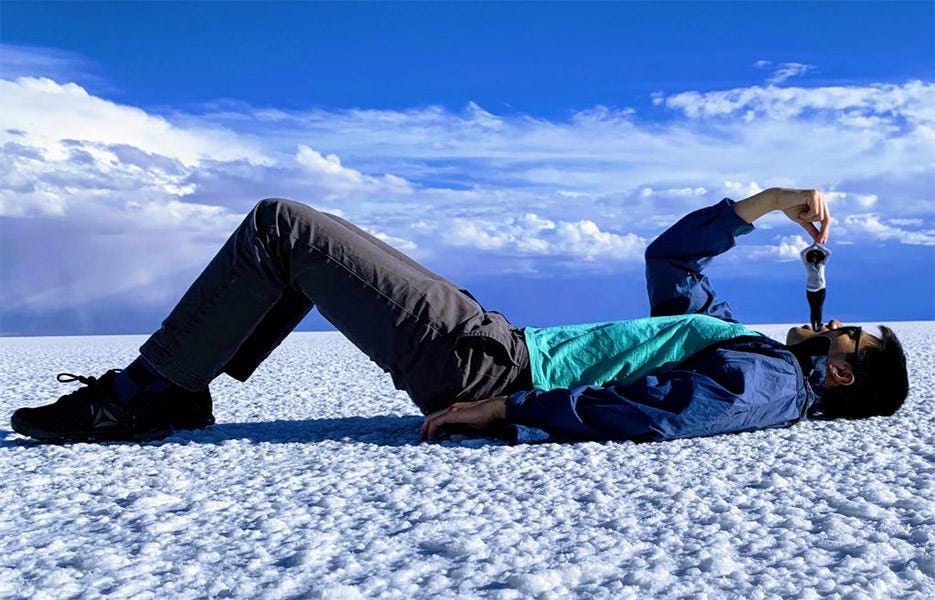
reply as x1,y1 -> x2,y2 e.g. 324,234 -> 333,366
1,322 -> 932,599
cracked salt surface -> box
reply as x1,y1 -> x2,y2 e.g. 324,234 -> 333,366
1,323 -> 932,599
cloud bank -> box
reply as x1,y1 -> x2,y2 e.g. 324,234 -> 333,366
1,54 -> 933,320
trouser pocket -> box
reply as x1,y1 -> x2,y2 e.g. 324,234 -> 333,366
412,311 -> 530,415
452,312 -> 528,401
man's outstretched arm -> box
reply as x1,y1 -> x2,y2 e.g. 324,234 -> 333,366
643,197 -> 753,320
733,188 -> 830,243
645,188 -> 830,320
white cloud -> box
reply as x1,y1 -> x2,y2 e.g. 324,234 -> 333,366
295,145 -> 414,200
0,44 -> 111,91
449,220 -> 514,251
723,181 -> 764,199
554,220 -> 645,261
127,199 -> 233,229
518,213 -> 556,231
755,60 -> 815,85
740,234 -> 811,263
777,234 -> 811,259
0,138 -> 210,218
448,214 -> 645,263
888,218 -> 924,227
296,146 -> 361,180
0,77 -> 267,166
826,191 -> 878,209
357,226 -> 418,252
660,80 -> 934,123
640,186 -> 708,199
193,80 -> 933,209
1,62 -> 933,313
842,214 -> 935,246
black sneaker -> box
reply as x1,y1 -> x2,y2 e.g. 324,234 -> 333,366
11,370 -> 175,442
167,387 -> 215,431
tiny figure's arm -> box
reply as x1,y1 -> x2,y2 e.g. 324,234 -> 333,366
802,243 -> 831,265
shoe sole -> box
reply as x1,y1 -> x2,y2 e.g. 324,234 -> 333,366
12,413 -> 216,443
172,415 -> 216,431
12,412 -> 174,443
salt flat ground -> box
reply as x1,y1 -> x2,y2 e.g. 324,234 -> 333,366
0,322 -> 932,599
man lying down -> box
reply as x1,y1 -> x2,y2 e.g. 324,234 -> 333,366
11,187 -> 909,444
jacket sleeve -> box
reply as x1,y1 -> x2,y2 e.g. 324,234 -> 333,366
504,349 -> 805,443
644,198 -> 754,321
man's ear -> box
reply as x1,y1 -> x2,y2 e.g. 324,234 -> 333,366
828,358 -> 855,386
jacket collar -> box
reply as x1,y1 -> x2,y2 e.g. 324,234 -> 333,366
787,336 -> 830,412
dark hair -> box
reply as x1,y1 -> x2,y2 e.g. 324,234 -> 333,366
819,325 -> 909,419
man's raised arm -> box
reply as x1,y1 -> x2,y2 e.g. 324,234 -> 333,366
422,188 -> 831,443
643,197 -> 754,321
644,188 -> 830,321
733,188 -> 830,243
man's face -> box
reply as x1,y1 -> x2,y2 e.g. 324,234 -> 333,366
787,320 -> 882,390
786,319 -> 880,356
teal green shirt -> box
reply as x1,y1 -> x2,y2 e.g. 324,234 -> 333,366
524,314 -> 763,391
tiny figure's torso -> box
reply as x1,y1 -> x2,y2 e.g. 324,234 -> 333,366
801,244 -> 831,291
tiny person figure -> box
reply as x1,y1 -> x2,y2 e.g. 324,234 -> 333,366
801,243 -> 831,331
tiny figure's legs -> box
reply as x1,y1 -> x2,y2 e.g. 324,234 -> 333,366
807,288 -> 826,331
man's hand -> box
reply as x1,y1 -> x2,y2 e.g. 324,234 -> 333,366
733,187 -> 831,244
420,396 -> 508,441
773,188 -> 830,244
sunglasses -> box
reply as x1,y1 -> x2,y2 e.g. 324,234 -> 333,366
836,326 -> 862,361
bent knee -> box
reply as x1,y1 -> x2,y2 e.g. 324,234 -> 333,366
252,198 -> 323,229
254,197 -> 305,216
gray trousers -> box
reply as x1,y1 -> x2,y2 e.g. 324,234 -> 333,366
140,199 -> 530,415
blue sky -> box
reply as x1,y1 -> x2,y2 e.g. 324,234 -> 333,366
1,1 -> 933,336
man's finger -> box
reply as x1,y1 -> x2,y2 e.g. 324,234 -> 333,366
818,212 -> 831,244
421,416 -> 437,441
424,407 -> 453,441
426,412 -> 450,441
798,206 -> 818,222
420,407 -> 448,440
799,221 -> 821,243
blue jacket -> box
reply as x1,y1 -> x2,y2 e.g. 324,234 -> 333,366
504,198 -> 830,443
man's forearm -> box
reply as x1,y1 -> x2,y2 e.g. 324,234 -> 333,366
733,187 -> 830,244
732,188 -> 777,224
